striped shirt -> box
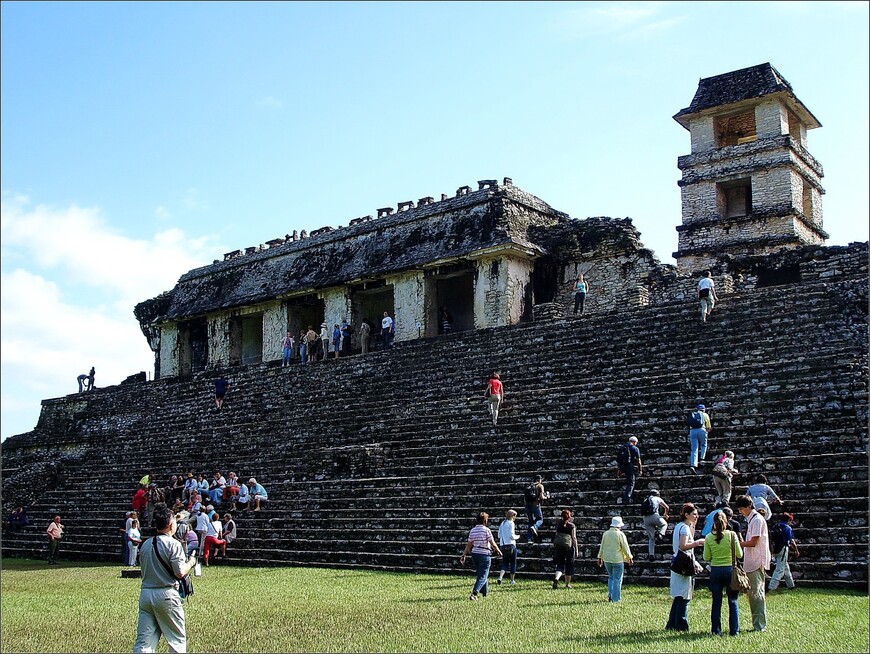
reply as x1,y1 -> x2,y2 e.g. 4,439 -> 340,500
467,525 -> 495,555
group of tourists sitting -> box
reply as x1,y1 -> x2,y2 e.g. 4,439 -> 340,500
124,471 -> 269,567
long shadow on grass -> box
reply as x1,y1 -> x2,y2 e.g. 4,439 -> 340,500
572,630 -> 713,647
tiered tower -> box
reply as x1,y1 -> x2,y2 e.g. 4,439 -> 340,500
673,63 -> 828,272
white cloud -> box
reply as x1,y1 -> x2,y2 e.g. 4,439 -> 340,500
556,1 -> 683,40
155,205 -> 171,220
256,95 -> 284,109
0,194 -> 223,440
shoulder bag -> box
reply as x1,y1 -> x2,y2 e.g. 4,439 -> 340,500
669,525 -> 699,576
729,532 -> 751,593
152,536 -> 194,600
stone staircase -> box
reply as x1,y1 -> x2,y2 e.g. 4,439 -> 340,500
2,277 -> 867,588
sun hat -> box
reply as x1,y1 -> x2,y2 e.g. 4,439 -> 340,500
610,516 -> 624,528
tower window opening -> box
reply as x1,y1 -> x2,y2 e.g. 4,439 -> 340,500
714,111 -> 757,147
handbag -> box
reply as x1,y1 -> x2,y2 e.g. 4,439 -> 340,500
729,532 -> 751,593
670,524 -> 702,576
152,536 -> 194,600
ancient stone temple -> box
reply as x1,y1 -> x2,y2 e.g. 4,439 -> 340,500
673,63 -> 827,271
3,63 -> 867,589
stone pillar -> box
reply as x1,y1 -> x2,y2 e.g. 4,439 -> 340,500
158,323 -> 180,379
386,270 -> 426,342
321,286 -> 352,331
755,100 -> 787,139
207,314 -> 231,368
261,300 -> 286,363
688,116 -> 715,154
473,254 -> 533,329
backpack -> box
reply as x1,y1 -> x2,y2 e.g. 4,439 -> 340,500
616,444 -> 632,467
523,484 -> 538,505
769,523 -> 789,553
641,496 -> 657,517
688,411 -> 704,429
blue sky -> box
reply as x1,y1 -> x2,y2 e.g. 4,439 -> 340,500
2,1 -> 868,441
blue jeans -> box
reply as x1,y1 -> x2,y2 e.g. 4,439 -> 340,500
689,429 -> 707,467
471,553 -> 491,596
666,596 -> 690,631
709,565 -> 739,635
300,344 -> 307,363
208,488 -> 224,504
501,545 -> 517,574
620,465 -> 636,504
282,347 -> 292,365
604,562 -> 625,602
525,505 -> 543,541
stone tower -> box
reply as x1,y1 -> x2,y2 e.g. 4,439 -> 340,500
672,63 -> 828,272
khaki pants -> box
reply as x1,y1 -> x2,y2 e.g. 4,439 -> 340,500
134,587 -> 187,653
745,568 -> 767,631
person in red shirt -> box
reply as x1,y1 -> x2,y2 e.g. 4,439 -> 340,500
132,487 -> 148,514
485,372 -> 504,427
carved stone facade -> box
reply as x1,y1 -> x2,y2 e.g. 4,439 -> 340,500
673,63 -> 827,271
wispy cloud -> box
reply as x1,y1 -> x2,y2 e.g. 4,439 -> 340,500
256,95 -> 284,109
555,1 -> 684,41
155,205 -> 171,221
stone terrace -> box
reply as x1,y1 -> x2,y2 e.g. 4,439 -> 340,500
2,273 -> 868,589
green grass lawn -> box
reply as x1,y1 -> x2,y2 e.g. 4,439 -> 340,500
1,558 -> 867,653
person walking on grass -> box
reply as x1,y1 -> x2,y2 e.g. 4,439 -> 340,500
552,509 -> 579,590
46,514 -> 64,565
497,509 -> 520,585
459,512 -> 502,601
596,515 -> 633,602
133,504 -> 197,653
736,494 -> 770,632
703,512 -> 742,636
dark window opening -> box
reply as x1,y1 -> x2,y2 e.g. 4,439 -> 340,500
717,178 -> 752,218
756,265 -> 801,288
715,111 -> 757,148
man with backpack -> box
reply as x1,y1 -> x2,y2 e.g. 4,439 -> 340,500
687,404 -> 711,474
616,436 -> 642,505
640,489 -> 669,558
523,475 -> 549,544
768,513 -> 800,591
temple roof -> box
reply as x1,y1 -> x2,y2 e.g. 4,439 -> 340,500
135,182 -> 567,324
674,63 -> 821,129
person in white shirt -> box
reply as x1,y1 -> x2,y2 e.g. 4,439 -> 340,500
127,519 -> 142,566
194,511 -> 210,556
698,271 -> 719,323
381,311 -> 394,349
496,509 -> 521,585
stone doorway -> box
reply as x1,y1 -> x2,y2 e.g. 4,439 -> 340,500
287,295 -> 326,342
351,283 -> 394,350
179,318 -> 208,377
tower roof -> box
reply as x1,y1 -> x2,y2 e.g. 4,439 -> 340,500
673,63 -> 821,129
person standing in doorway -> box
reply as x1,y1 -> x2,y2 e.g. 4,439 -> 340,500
46,515 -> 64,564
381,311 -> 394,349
573,273 -> 590,315
332,324 -> 342,359
698,271 -> 718,323
359,320 -> 371,354
281,331 -> 294,367
485,372 -> 504,427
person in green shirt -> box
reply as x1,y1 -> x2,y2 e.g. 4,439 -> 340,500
703,512 -> 743,636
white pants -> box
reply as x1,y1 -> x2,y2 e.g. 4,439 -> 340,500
133,587 -> 186,653
769,547 -> 794,589
488,395 -> 502,425
642,514 -> 667,555
127,544 -> 139,567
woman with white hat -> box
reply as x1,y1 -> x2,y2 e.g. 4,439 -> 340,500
596,515 -> 634,602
